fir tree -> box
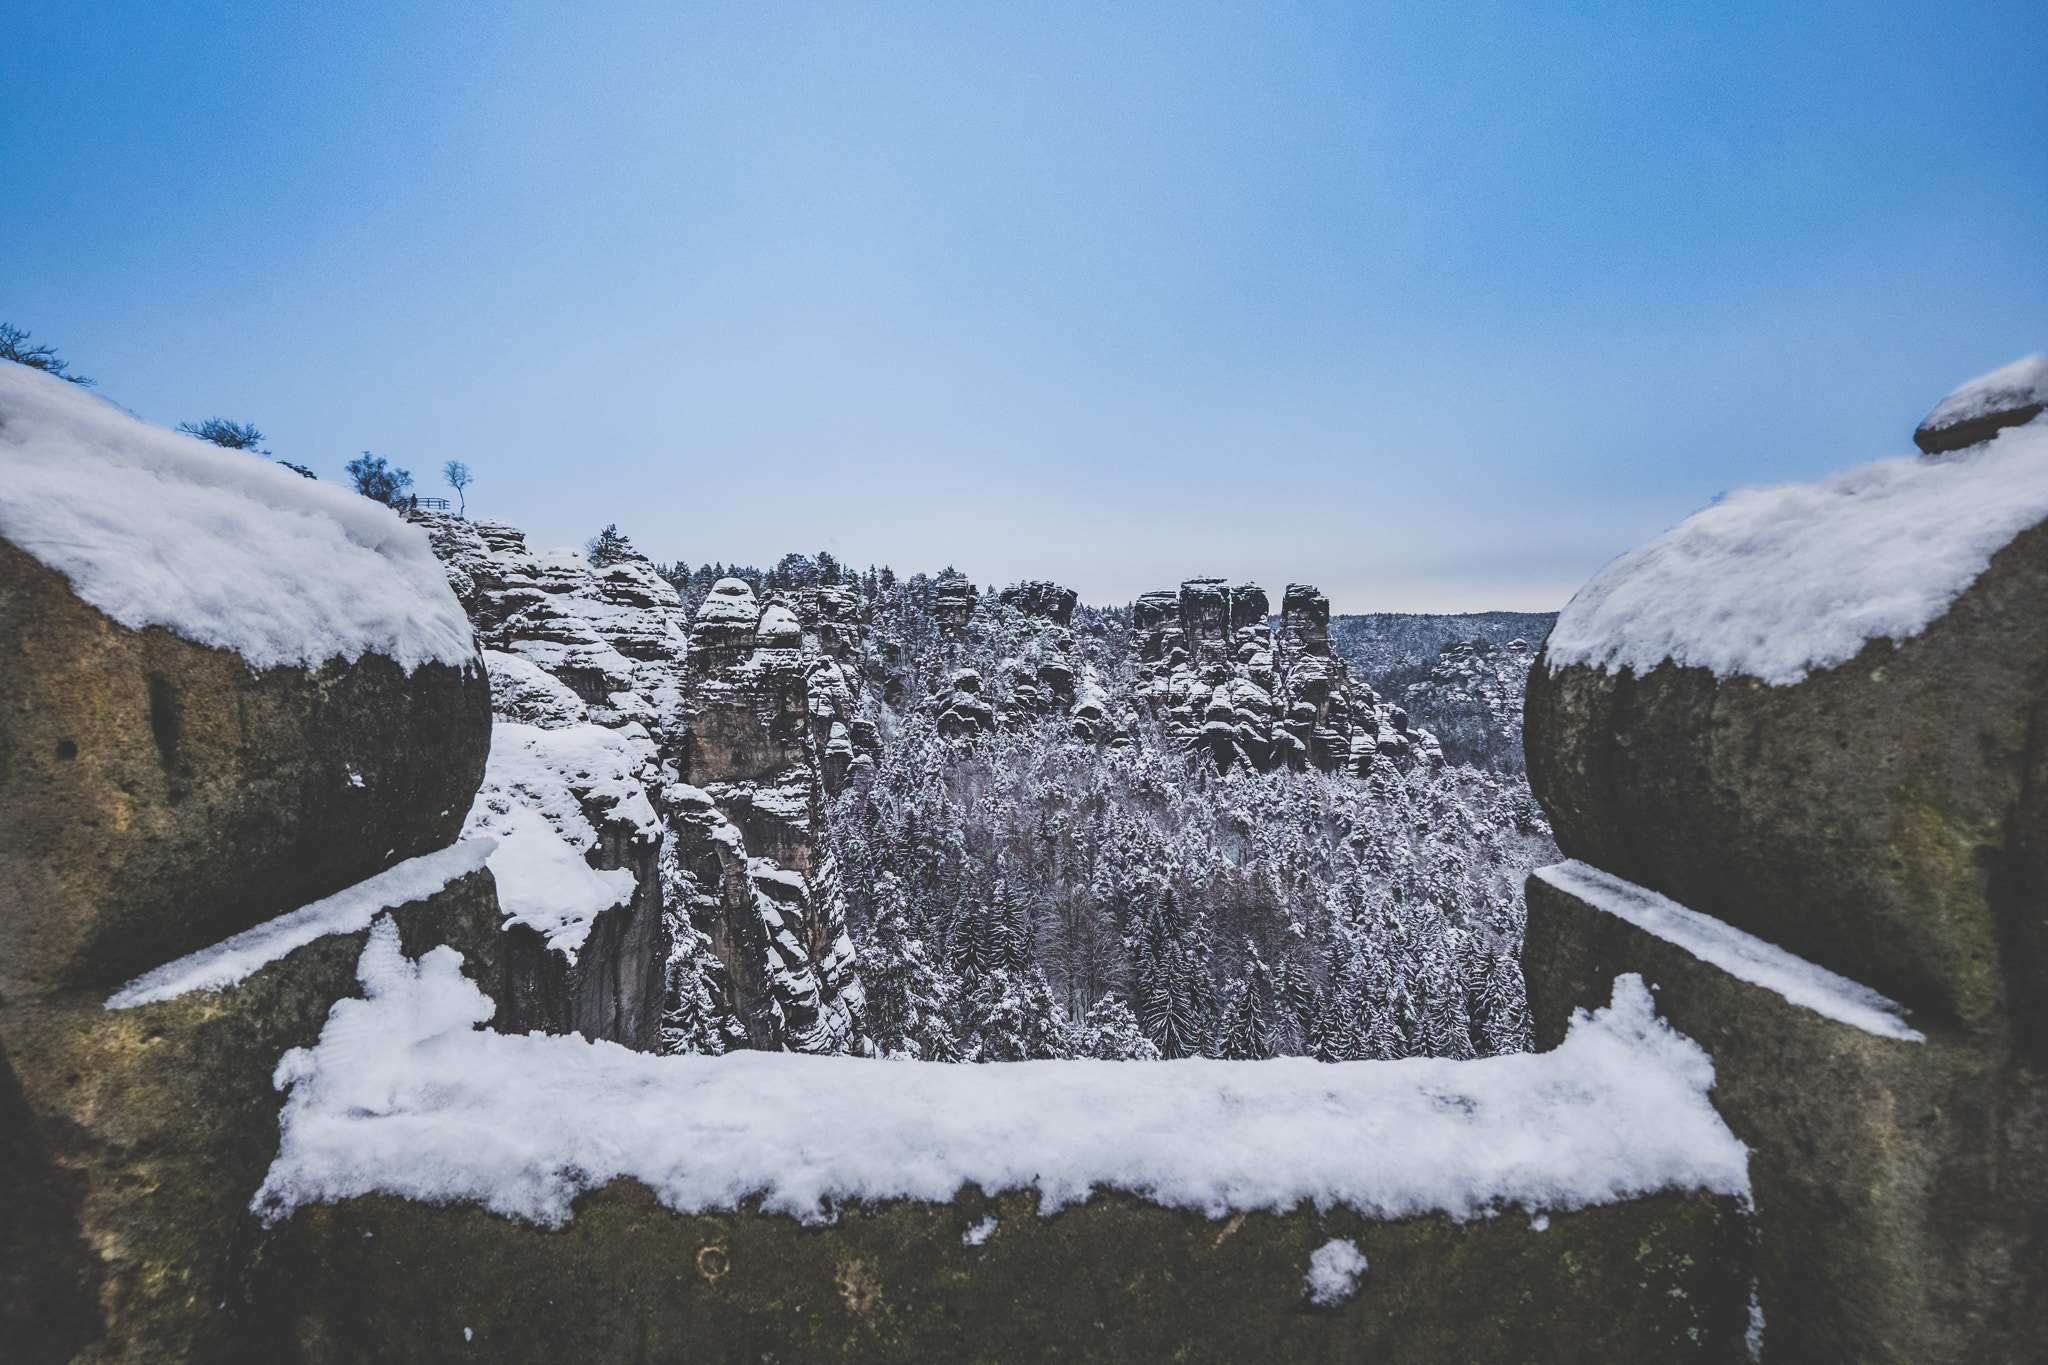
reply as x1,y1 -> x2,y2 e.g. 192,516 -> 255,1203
1075,992 -> 1161,1060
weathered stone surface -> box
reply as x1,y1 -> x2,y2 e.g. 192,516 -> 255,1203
930,570 -> 977,641
995,580 -> 1077,628
672,579 -> 866,1055
1915,353 -> 2048,456
2,869 -> 504,1364
1132,577 -> 1439,776
1524,873 -> 2048,1365
1525,518 -> 2048,1033
0,538 -> 490,996
252,1182 -> 1751,1364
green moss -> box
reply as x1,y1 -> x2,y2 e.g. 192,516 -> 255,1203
251,1183 -> 1751,1364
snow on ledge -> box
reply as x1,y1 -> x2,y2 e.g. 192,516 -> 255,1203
254,919 -> 1749,1229
106,840 -> 496,1009
1534,860 -> 1923,1042
0,363 -> 476,672
1544,418 -> 2048,686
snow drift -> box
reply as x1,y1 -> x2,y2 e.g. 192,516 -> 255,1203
0,363 -> 475,672
255,918 -> 1749,1229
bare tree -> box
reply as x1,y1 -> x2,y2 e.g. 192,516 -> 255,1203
443,460 -> 473,516
346,452 -> 414,507
0,323 -> 93,386
178,418 -> 267,451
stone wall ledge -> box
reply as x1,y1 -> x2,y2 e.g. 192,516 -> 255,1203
249,1182 -> 1752,1364
1526,864 -> 2047,1364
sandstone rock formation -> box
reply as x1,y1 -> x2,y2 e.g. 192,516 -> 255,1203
996,578 -> 1078,627
1133,578 -> 1440,775
407,519 -> 871,1058
672,578 -> 866,1053
1523,380 -> 2048,1361
411,513 -> 684,1049
0,367 -> 504,1359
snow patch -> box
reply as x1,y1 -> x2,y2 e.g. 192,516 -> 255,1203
106,841 -> 495,1008
256,926 -> 1747,1229
0,363 -> 475,672
1534,860 -> 1923,1041
962,1216 -> 998,1246
1545,421 -> 2048,685
1304,1238 -> 1369,1305
461,721 -> 652,959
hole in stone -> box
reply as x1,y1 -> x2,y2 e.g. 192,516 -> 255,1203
56,740 -> 78,760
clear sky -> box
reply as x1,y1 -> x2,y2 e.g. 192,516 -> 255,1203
5,2 -> 2043,611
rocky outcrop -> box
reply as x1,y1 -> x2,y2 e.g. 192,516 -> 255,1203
1914,352 -> 2048,455
996,579 -> 1078,627
413,513 -> 685,1049
0,375 -> 503,1360
1134,578 -> 1440,776
671,578 -> 866,1054
789,585 -> 877,790
1522,377 -> 2048,1361
932,568 -> 977,641
0,537 -> 490,1001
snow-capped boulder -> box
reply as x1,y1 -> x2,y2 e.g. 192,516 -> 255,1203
1529,410 -> 2048,1029
0,365 -> 490,993
1914,352 -> 2048,455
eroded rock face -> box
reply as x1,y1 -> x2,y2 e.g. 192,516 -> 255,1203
996,579 -> 1078,628
2,510 -> 499,1360
673,579 -> 866,1053
1520,382 -> 2048,1362
1526,518 -> 2048,1034
414,515 -> 687,1050
254,1183 -> 1753,1364
1132,578 -> 1440,777
0,539 -> 490,996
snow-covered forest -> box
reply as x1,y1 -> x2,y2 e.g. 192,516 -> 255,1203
652,552 -> 1558,1065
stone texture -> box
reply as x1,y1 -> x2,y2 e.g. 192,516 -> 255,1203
995,580 -> 1077,628
3,870 -> 505,1365
250,1182 -> 1751,1364
673,579 -> 865,1054
412,519 -> 685,1051
0,537 -> 490,997
1525,518 -> 2048,1034
1525,873 -> 2048,1365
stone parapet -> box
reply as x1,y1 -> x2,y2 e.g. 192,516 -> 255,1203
1526,866 -> 2047,1364
250,1183 -> 1751,1364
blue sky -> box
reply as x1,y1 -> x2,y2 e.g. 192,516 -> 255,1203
5,1 -> 2043,611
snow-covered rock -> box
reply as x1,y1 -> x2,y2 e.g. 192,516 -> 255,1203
1914,352 -> 2048,456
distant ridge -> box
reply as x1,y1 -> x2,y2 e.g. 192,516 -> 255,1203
1330,611 -> 1559,678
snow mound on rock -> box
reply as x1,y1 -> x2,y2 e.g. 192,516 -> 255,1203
461,719 -> 655,958
256,921 -> 1748,1229
1922,353 -> 2048,433
0,363 -> 474,672
1546,418 -> 2048,686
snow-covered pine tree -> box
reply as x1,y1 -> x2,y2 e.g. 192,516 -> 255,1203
1075,992 -> 1161,1061
858,877 -> 964,1061
1131,891 -> 1204,1059
1216,969 -> 1271,1060
659,914 -> 727,1056
963,966 -> 1071,1062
